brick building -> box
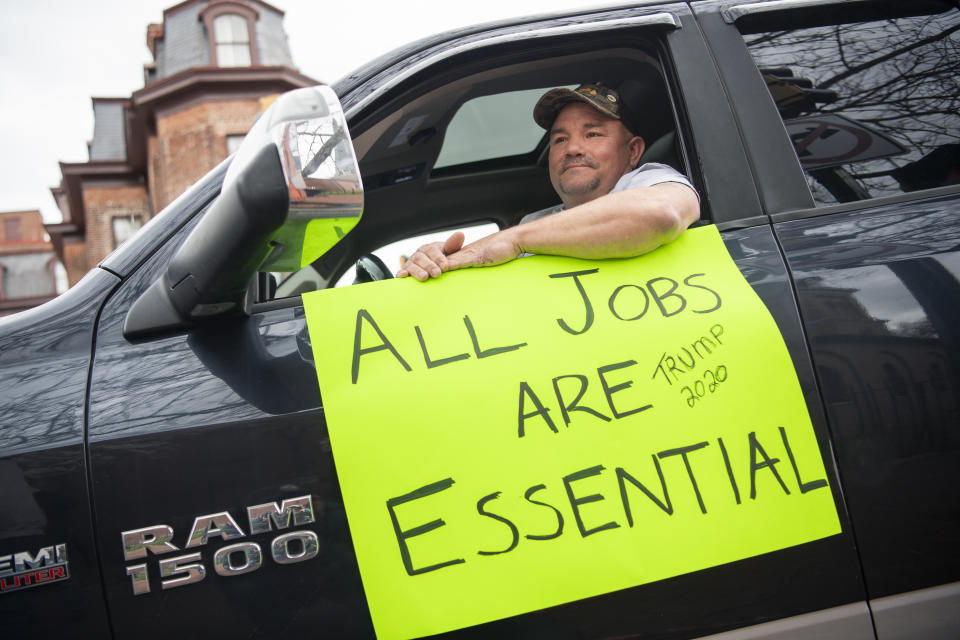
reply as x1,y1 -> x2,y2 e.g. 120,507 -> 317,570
47,0 -> 316,287
0,210 -> 60,317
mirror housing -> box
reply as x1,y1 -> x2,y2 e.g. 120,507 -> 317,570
224,85 -> 363,271
124,86 -> 363,340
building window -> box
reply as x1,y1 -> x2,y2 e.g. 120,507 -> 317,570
226,134 -> 245,155
213,13 -> 251,67
3,218 -> 22,243
112,214 -> 143,248
200,2 -> 259,68
0,254 -> 56,299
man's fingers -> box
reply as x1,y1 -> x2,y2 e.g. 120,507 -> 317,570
402,260 -> 431,281
420,244 -> 450,271
403,253 -> 439,279
443,232 -> 465,255
397,241 -> 445,279
395,232 -> 472,280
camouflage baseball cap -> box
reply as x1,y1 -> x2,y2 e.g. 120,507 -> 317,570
533,83 -> 640,136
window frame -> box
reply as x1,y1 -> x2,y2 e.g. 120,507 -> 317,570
110,213 -> 145,250
213,14 -> 252,67
199,1 -> 260,68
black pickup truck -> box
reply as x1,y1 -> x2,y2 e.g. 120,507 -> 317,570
2,1 -> 958,638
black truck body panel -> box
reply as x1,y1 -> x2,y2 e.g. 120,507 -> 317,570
1,1 -> 957,638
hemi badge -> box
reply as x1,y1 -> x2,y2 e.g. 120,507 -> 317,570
0,544 -> 70,594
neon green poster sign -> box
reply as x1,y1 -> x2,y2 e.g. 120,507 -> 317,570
302,225 -> 841,640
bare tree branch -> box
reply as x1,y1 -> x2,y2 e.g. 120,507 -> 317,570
819,21 -> 960,89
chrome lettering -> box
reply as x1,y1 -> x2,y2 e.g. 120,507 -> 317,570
13,546 -> 55,572
185,512 -> 245,548
159,553 -> 205,590
117,495 -> 320,596
213,543 -> 262,576
121,525 -> 179,561
247,495 -> 316,535
271,531 -> 319,565
125,564 -> 150,595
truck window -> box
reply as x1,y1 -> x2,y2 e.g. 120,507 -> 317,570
433,87 -> 575,168
740,8 -> 960,205
255,27 -> 698,305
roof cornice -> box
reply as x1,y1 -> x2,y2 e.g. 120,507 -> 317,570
48,160 -> 143,260
41,219 -> 81,267
59,160 -> 141,178
133,65 -> 317,108
126,65 -> 317,172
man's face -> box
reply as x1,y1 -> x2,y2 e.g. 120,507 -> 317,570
548,102 -> 645,208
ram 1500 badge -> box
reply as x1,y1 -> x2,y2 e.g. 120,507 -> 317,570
121,496 -> 317,595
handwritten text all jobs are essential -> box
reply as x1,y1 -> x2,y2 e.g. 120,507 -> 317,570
345,266 -> 830,577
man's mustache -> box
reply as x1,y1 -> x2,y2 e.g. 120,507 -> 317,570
561,156 -> 599,172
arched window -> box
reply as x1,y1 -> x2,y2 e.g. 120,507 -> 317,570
213,13 -> 251,67
200,2 -> 259,67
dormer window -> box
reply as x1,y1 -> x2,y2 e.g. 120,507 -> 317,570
4,218 -> 22,243
199,1 -> 260,68
213,13 -> 251,67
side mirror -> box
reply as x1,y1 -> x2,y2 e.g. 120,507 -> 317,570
124,86 -> 363,339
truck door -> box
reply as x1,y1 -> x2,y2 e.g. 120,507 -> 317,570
699,0 -> 960,637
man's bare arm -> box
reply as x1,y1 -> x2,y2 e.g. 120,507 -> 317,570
397,182 -> 699,281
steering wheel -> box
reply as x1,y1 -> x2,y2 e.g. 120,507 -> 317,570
353,254 -> 394,283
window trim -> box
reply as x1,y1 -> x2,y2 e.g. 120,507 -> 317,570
721,0 -> 874,24
345,14 -> 681,120
721,0 -> 952,29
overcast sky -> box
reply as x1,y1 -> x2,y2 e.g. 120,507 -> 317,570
0,0 -> 617,223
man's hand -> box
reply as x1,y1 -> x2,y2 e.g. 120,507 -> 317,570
396,232 -> 464,280
396,229 -> 522,280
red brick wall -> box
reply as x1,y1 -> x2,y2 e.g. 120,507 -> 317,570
149,99 -> 261,212
82,184 -> 150,269
0,210 -> 49,253
63,239 -> 88,289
